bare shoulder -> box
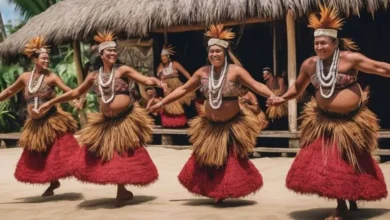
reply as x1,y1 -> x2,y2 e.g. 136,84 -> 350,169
301,56 -> 316,73
194,66 -> 209,78
229,63 -> 245,71
343,51 -> 365,62
86,71 -> 98,82
19,72 -> 31,79
172,60 -> 181,66
117,65 -> 133,72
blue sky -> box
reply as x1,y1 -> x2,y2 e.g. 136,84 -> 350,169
0,0 -> 22,25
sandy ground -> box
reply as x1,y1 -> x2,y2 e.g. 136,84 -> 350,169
0,147 -> 389,220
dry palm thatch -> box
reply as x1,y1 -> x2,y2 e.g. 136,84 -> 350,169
0,0 -> 389,58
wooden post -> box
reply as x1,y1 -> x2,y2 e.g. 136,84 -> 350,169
272,21 -> 277,76
72,41 -> 88,128
286,11 -> 299,149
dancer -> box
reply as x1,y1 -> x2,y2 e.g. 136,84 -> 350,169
38,31 -> 166,207
150,24 -> 279,202
0,37 -> 80,197
270,6 -> 388,219
157,45 -> 194,127
263,67 -> 288,119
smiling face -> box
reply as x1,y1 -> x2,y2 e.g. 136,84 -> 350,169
208,45 -> 225,68
33,52 -> 50,70
314,36 -> 338,60
100,47 -> 117,64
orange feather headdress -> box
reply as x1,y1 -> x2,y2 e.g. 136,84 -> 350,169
93,31 -> 116,53
308,5 -> 358,51
205,24 -> 235,48
23,36 -> 50,58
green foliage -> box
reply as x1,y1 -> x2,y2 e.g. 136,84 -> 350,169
0,62 -> 23,132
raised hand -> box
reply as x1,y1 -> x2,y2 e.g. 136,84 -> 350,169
36,102 -> 52,114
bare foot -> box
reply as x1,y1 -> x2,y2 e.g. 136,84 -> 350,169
214,198 -> 224,204
349,201 -> 358,211
325,201 -> 348,220
42,180 -> 61,197
115,189 -> 134,208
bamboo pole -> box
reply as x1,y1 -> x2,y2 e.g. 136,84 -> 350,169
272,21 -> 277,76
72,41 -> 88,128
286,11 -> 299,149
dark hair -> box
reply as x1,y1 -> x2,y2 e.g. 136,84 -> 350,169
263,67 -> 272,72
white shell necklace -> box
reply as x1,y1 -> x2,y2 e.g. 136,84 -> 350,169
208,57 -> 228,109
27,67 -> 45,111
316,48 -> 340,98
98,66 -> 116,104
162,62 -> 173,76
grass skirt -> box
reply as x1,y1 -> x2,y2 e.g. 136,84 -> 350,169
15,108 -> 79,184
178,112 -> 263,199
74,103 -> 158,185
286,99 -> 387,201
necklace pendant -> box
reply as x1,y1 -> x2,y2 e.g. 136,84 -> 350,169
34,97 -> 38,110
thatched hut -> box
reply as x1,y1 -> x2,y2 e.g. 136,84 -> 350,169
1,0 -> 390,147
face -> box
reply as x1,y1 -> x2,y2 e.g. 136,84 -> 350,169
314,36 -> 337,60
146,89 -> 155,98
208,45 -> 225,68
101,47 -> 117,64
34,53 -> 50,70
161,55 -> 169,64
263,71 -> 271,80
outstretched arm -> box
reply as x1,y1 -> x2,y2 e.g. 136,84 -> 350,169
349,52 -> 390,77
236,65 -> 274,98
149,69 -> 202,112
281,61 -> 311,101
0,75 -> 25,102
120,65 -> 165,88
37,73 -> 95,113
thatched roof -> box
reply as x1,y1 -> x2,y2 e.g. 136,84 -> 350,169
0,0 -> 389,57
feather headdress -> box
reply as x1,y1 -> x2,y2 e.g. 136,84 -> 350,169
204,24 -> 242,66
94,31 -> 116,53
205,24 -> 235,48
309,5 -> 358,51
161,44 -> 175,56
23,36 -> 50,58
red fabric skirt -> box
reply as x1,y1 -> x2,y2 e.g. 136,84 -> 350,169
160,110 -> 187,128
14,133 -> 79,184
74,146 -> 158,186
178,147 -> 263,200
286,138 -> 388,201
